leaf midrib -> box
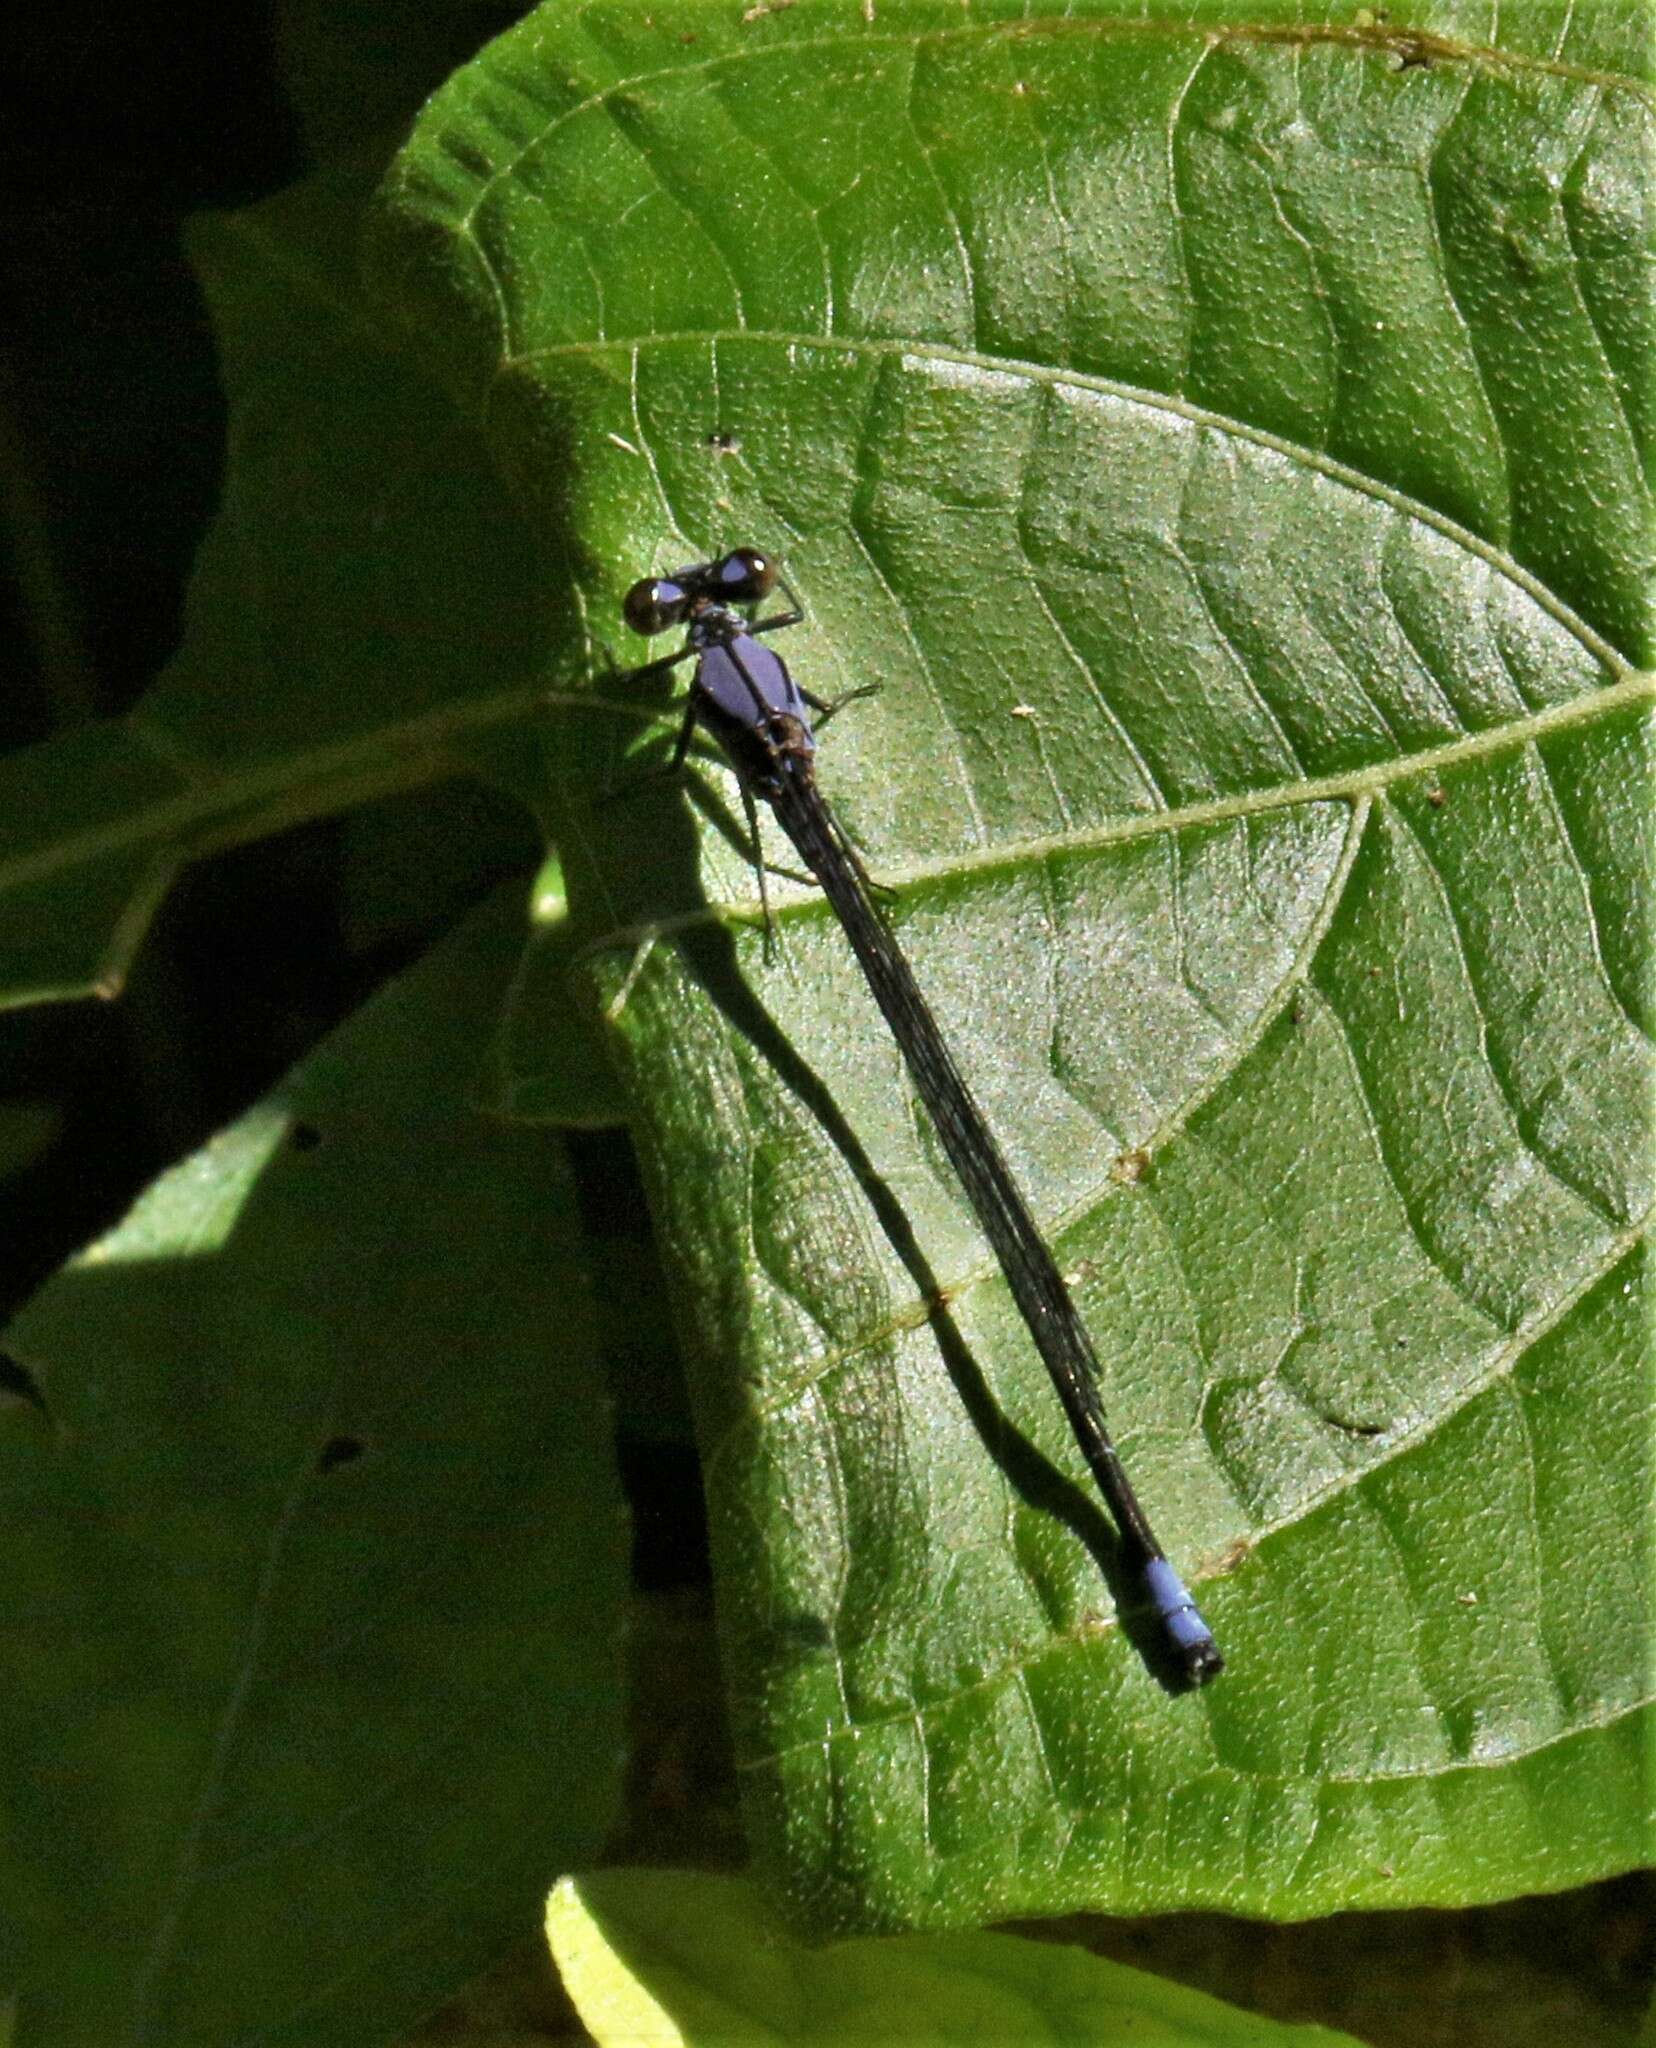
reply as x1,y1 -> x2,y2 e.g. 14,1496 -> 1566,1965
579,667 -> 1653,959
5,613 -> 1644,973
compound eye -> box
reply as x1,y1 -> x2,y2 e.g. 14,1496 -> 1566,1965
716,547 -> 777,604
623,577 -> 685,637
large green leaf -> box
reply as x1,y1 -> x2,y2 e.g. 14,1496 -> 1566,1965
369,0 -> 1653,1931
0,890 -> 627,2042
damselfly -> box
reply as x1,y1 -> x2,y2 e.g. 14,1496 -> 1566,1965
619,546 -> 1222,1684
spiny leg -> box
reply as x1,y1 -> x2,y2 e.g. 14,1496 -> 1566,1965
736,776 -> 778,963
605,688 -> 702,801
666,688 -> 700,773
761,859 -> 818,889
628,643 -> 701,688
802,682 -> 881,730
819,794 -> 898,904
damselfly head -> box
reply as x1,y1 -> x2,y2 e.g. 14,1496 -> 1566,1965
712,546 -> 777,604
622,575 -> 688,638
622,547 -> 777,636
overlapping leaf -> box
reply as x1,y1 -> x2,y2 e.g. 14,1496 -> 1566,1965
546,1869 -> 1368,2046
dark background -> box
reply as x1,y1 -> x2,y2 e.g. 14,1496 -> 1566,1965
0,11 -> 1646,2046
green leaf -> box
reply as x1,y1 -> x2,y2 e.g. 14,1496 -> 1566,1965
370,0 -> 1654,1930
0,153 -> 563,1016
546,1868 -> 1368,2046
0,888 -> 628,2043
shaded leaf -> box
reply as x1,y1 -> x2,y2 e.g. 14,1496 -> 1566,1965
0,889 -> 627,2043
0,159 -> 562,1017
